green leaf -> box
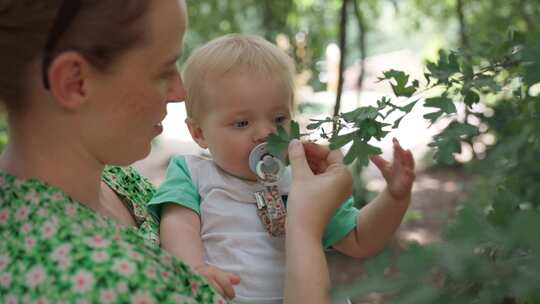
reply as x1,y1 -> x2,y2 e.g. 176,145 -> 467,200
464,90 -> 480,106
428,138 -> 460,165
344,139 -> 382,166
289,121 -> 300,139
277,125 -> 288,140
399,99 -> 419,113
393,115 -> 405,129
266,133 -> 288,156
329,131 -> 356,150
343,139 -> 360,165
523,40 -> 540,86
423,111 -> 444,122
424,96 -> 457,114
266,120 -> 302,156
341,106 -> 379,123
306,121 -> 323,130
378,70 -> 418,97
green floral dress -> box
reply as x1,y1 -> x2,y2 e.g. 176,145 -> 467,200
0,166 -> 229,304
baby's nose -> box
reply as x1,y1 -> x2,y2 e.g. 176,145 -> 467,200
253,124 -> 276,143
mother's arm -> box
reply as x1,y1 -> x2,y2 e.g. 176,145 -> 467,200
284,140 -> 353,304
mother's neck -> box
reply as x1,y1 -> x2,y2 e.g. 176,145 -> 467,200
0,111 -> 104,207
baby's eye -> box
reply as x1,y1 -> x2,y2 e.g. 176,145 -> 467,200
274,115 -> 289,125
233,120 -> 249,128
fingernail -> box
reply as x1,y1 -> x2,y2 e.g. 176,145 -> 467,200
289,139 -> 302,152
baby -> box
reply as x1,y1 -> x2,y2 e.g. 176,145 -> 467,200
149,34 -> 415,303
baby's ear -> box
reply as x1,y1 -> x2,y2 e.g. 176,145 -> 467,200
185,118 -> 208,149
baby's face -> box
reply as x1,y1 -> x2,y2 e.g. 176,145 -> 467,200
198,74 -> 292,181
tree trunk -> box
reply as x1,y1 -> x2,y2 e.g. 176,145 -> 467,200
332,0 -> 350,135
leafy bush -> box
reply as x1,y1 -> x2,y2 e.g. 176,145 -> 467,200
327,30 -> 540,304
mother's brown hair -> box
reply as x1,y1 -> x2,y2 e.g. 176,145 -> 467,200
0,0 -> 150,110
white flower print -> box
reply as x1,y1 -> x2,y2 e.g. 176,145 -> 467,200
25,265 -> 46,288
41,220 -> 58,239
0,208 -> 9,225
72,270 -> 95,293
0,272 -> 12,287
160,270 -> 171,280
15,206 -> 30,221
128,250 -> 143,262
213,298 -> 227,304
24,237 -> 36,251
34,298 -> 49,304
144,266 -> 157,279
91,251 -> 109,263
0,255 -> 10,270
50,192 -> 64,201
5,295 -> 17,304
131,291 -> 155,304
51,244 -> 71,261
71,224 -> 82,236
65,204 -> 78,216
86,235 -> 110,248
100,289 -> 117,303
172,295 -> 197,304
190,280 -> 199,294
37,207 -> 48,217
116,281 -> 128,293
20,223 -> 32,235
57,258 -> 71,271
113,259 -> 136,276
25,190 -> 41,205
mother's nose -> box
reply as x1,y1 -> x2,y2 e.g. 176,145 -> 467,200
167,72 -> 186,103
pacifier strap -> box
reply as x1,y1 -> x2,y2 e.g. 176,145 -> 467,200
254,185 -> 287,237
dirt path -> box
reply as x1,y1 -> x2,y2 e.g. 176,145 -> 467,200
327,167 -> 474,303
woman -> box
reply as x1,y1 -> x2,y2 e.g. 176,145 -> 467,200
0,1 -> 352,303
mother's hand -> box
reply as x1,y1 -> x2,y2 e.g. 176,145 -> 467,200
286,139 -> 352,239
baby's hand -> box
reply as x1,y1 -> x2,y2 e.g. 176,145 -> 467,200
194,264 -> 241,300
370,138 -> 415,200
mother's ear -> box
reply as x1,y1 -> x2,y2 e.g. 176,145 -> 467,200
47,51 -> 90,110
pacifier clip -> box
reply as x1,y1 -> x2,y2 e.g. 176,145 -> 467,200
249,143 -> 287,237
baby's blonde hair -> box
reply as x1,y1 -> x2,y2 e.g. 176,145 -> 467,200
183,34 -> 295,121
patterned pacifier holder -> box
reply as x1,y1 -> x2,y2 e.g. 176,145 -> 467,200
248,143 -> 287,237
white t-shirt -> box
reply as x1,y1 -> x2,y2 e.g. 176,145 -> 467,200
149,155 -> 359,304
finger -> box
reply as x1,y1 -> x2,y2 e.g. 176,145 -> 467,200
392,139 -> 405,171
303,142 -> 330,162
370,155 -> 390,173
227,273 -> 241,285
288,139 -> 313,179
208,278 -> 225,298
304,142 -> 330,172
404,149 -> 415,170
325,149 -> 344,167
214,272 -> 236,299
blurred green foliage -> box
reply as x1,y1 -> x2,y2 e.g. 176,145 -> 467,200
332,21 -> 540,304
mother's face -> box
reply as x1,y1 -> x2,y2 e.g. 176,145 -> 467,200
79,0 -> 187,166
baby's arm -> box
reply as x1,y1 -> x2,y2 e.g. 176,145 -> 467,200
333,138 -> 415,258
160,203 -> 240,299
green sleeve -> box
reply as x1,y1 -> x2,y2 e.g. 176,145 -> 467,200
322,196 -> 359,248
147,155 -> 201,218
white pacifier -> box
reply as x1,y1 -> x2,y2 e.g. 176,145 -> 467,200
248,143 -> 286,185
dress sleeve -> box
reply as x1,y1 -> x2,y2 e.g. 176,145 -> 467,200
322,196 -> 359,248
147,155 -> 201,218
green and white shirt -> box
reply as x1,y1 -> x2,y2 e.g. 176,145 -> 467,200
149,155 -> 359,304
0,166 -> 229,304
